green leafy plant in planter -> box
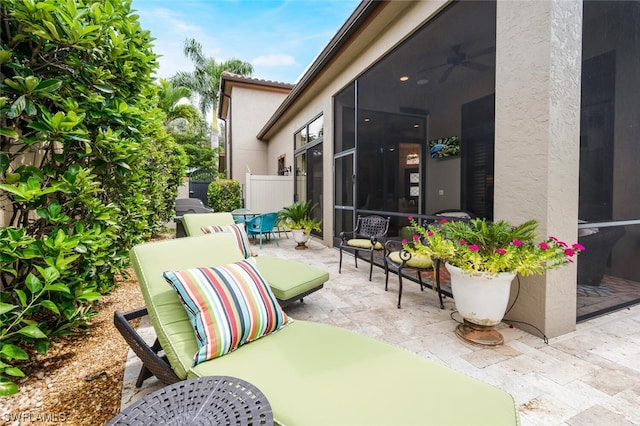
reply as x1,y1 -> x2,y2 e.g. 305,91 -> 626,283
279,201 -> 321,249
403,216 -> 584,345
404,217 -> 584,275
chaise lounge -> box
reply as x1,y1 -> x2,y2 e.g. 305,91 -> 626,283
115,232 -> 519,425
180,212 -> 327,307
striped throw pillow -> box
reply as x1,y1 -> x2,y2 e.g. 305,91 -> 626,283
163,259 -> 290,365
201,224 -> 254,258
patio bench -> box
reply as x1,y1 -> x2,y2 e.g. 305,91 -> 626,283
116,233 -> 519,425
180,212 -> 326,307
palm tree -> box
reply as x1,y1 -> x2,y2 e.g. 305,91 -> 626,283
171,38 -> 253,146
156,78 -> 202,131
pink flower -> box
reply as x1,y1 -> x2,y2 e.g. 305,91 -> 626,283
412,234 -> 419,240
539,242 -> 549,250
573,243 -> 585,251
468,244 -> 480,252
439,218 -> 448,223
402,239 -> 407,244
512,239 -> 522,247
427,230 -> 434,237
496,248 -> 507,255
459,239 -> 467,245
408,215 -> 413,221
558,240 -> 568,247
564,248 -> 575,257
549,236 -> 558,242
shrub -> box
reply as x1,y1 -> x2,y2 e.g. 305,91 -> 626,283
208,179 -> 242,212
0,0 -> 187,395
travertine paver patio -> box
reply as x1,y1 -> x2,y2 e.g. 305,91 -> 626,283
119,234 -> 640,425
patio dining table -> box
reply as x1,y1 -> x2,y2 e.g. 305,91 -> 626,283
233,211 -> 261,222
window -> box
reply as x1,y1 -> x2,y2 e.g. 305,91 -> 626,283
295,115 -> 323,150
294,115 -> 324,235
577,0 -> 640,320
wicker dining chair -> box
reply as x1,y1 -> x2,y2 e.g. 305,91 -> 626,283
338,215 -> 390,281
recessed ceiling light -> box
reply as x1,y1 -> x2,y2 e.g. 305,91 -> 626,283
364,117 -> 370,122
400,76 -> 409,82
413,123 -> 420,128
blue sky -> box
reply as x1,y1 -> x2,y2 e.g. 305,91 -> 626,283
131,0 -> 360,83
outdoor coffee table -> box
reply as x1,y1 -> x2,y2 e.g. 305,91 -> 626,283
107,376 -> 273,425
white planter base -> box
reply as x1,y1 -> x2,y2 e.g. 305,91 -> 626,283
455,320 -> 505,346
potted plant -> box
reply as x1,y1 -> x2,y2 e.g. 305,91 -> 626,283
404,216 -> 584,345
279,201 -> 322,249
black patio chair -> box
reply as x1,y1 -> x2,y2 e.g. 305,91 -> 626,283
339,215 -> 390,281
383,240 -> 444,309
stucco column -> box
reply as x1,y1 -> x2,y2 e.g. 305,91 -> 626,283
494,0 -> 582,338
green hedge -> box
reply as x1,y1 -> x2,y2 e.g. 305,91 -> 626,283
208,179 -> 242,212
0,0 -> 187,395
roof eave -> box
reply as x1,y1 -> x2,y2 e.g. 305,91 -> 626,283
218,72 -> 295,120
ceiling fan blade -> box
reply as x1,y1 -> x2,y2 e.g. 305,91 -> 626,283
439,65 -> 456,83
461,62 -> 489,71
468,45 -> 496,59
417,62 -> 448,74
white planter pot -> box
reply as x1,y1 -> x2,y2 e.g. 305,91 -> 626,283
446,263 -> 515,326
291,229 -> 311,249
446,263 -> 516,346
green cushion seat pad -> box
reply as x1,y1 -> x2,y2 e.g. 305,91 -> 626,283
200,223 -> 255,258
347,238 -> 383,250
388,251 -> 434,269
182,212 -> 235,236
254,257 -> 329,301
189,320 -> 519,426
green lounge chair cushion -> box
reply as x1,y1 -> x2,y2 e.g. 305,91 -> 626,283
189,320 -> 519,426
182,213 -> 328,304
254,257 -> 329,301
200,223 -> 255,258
181,212 -> 235,236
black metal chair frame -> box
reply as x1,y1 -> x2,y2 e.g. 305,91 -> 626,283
383,240 -> 444,309
114,307 -> 179,388
338,215 -> 390,281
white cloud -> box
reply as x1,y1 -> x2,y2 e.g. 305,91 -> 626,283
252,54 -> 297,68
136,6 -> 225,80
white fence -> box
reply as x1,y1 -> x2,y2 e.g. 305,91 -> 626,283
244,173 -> 294,212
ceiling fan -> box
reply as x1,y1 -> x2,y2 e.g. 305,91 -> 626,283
419,44 -> 495,83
